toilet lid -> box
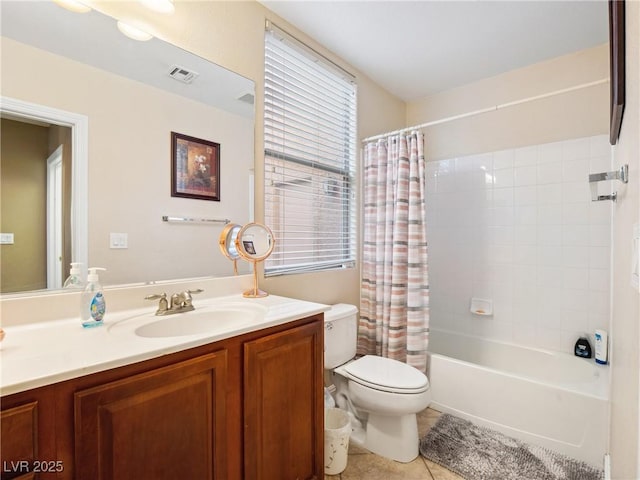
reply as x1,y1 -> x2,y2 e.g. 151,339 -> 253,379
343,355 -> 428,391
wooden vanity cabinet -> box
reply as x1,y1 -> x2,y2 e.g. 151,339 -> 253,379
0,314 -> 323,480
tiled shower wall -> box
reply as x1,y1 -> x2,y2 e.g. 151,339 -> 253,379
425,134 -> 612,354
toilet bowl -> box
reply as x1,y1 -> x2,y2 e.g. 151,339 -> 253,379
324,304 -> 431,463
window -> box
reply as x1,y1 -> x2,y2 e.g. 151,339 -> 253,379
264,22 -> 357,276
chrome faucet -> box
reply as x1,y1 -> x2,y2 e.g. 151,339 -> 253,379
145,289 -> 203,316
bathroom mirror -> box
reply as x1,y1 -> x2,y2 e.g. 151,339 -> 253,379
235,223 -> 275,298
0,1 -> 254,294
218,223 -> 242,275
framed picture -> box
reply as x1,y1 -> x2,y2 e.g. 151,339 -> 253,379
171,132 -> 220,201
608,0 -> 625,145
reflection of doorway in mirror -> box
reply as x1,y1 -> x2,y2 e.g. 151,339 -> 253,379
46,145 -> 63,289
0,97 -> 87,294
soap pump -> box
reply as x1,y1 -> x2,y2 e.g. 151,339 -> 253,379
81,267 -> 106,328
63,262 -> 84,289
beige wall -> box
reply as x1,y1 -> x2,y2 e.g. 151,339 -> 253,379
88,1 -> 405,306
407,44 -> 610,161
609,0 -> 640,477
0,119 -> 49,292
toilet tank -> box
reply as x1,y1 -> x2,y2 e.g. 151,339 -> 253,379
324,304 -> 358,369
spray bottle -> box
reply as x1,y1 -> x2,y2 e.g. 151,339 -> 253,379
81,267 -> 106,328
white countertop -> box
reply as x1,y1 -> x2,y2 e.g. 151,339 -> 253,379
0,294 -> 328,396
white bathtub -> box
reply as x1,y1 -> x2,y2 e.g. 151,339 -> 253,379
426,329 -> 609,468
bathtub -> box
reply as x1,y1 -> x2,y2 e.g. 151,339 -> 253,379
426,329 -> 609,468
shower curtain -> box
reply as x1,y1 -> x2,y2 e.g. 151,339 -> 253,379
358,131 -> 430,373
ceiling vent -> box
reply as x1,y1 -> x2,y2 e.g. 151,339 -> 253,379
168,65 -> 199,84
237,92 -> 255,105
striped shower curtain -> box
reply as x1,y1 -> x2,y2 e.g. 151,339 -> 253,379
358,131 -> 430,372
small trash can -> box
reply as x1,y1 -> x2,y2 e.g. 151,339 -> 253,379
324,407 -> 351,475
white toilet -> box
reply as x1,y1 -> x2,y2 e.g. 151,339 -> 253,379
324,304 -> 431,463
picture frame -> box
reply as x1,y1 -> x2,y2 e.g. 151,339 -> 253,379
171,132 -> 220,201
608,0 -> 625,145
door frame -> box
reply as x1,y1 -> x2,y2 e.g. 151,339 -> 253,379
1,96 -> 88,278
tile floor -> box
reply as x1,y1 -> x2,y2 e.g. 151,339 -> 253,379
325,407 -> 464,480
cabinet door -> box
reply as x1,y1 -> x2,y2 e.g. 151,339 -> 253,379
74,350 -> 227,480
244,321 -> 323,480
0,402 -> 37,480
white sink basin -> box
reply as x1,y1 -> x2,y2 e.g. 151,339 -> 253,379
108,303 -> 267,338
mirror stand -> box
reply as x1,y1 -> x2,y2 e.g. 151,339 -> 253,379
233,223 -> 275,298
245,261 -> 268,298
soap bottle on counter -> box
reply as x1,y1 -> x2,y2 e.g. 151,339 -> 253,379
81,267 -> 106,328
63,262 -> 84,289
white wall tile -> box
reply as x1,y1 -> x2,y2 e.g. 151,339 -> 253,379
493,149 -> 514,170
514,165 -> 538,186
425,135 -> 611,354
538,141 -> 563,164
590,135 -> 611,158
589,246 -> 611,269
537,205 -> 563,225
514,145 -> 538,166
562,158 -> 590,183
562,137 -> 591,161
493,168 -> 514,188
514,225 -> 537,245
538,226 -> 562,246
589,225 -> 611,247
514,186 -> 537,206
563,267 -> 589,290
537,162 -> 562,185
562,203 -> 590,225
537,184 -> 562,204
562,225 -> 590,246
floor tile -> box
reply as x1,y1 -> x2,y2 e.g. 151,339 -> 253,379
331,407 -> 456,480
424,458 -> 465,480
340,452 -> 432,480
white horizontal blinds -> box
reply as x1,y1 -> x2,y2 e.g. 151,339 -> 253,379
264,23 -> 357,276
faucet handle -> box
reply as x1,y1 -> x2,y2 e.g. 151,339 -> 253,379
186,289 -> 204,295
145,293 -> 166,301
145,293 -> 169,313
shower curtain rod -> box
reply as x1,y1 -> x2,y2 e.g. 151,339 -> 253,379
362,78 -> 609,143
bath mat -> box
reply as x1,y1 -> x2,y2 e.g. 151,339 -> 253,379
419,414 -> 603,480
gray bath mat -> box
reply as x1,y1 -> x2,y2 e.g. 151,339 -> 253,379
419,414 -> 603,480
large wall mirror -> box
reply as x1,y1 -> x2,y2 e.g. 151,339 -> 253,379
1,1 -> 254,294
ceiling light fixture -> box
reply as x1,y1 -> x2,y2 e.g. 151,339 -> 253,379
53,0 -> 92,13
117,21 -> 153,42
140,0 -> 175,14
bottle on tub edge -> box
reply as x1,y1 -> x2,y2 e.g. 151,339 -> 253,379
594,329 -> 608,365
574,336 -> 592,358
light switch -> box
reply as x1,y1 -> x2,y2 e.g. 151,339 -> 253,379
110,233 -> 128,249
0,233 -> 14,245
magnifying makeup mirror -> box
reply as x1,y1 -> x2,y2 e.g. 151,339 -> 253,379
218,223 -> 242,275
235,223 -> 275,298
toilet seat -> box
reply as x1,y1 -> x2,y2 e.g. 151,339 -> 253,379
337,355 -> 429,394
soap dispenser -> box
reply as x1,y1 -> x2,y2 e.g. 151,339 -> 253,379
81,267 -> 106,328
63,262 -> 84,289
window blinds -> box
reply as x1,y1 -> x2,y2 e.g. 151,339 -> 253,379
264,23 -> 357,276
